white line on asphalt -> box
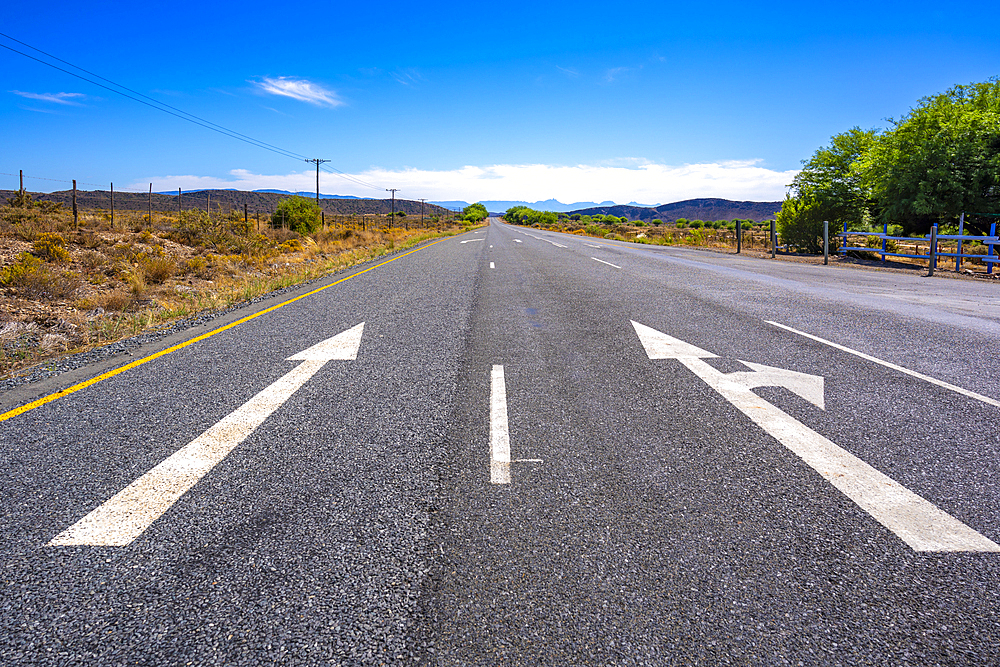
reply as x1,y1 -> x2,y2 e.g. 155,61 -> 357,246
490,262 -> 495,269
49,323 -> 366,547
584,243 -> 602,248
591,257 -> 622,269
633,321 -> 1000,552
513,239 -> 522,243
490,365 -> 511,484
513,458 -> 543,463
766,321 -> 1000,408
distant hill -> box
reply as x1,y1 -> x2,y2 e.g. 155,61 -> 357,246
3,188 -> 450,217
571,198 -> 782,223
433,199 -> 617,213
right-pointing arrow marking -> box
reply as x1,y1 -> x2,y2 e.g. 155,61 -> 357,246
632,320 -> 1000,553
49,323 -> 366,547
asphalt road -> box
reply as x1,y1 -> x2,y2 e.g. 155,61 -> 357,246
2,220 -> 999,665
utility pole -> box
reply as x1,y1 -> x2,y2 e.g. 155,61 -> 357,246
386,188 -> 400,228
305,159 -> 330,206
418,198 -> 426,228
110,182 -> 114,228
148,183 -> 152,225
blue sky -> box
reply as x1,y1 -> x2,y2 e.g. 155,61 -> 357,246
3,0 -> 998,204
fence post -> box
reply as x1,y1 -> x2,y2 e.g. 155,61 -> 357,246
956,212 -> 965,272
989,222 -> 997,276
823,221 -> 829,265
72,179 -> 78,229
929,224 -> 938,276
110,182 -> 114,228
882,222 -> 888,263
770,220 -> 776,259
736,219 -> 742,254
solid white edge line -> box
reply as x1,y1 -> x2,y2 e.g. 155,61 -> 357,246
766,321 -> 1000,408
490,365 -> 511,484
591,257 -> 622,269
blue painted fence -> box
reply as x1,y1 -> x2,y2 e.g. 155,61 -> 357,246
839,221 -> 999,274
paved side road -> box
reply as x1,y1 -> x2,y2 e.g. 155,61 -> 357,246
3,222 -> 1000,665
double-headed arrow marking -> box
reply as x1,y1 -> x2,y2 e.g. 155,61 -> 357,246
632,321 -> 1000,553
49,323 -> 365,547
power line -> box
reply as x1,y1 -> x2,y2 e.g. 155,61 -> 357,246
0,32 -> 386,192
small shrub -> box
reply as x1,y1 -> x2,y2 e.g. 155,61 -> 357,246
32,233 -> 71,263
690,220 -> 703,229
0,252 -> 81,300
142,256 -> 175,284
100,289 -> 133,311
80,250 -> 106,270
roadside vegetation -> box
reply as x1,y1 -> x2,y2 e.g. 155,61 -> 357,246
0,193 -> 470,377
503,205 -> 775,249
778,77 -> 1000,249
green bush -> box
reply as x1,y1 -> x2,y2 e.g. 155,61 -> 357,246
272,196 -> 322,235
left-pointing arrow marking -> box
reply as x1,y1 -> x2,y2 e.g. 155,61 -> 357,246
632,321 -> 1000,552
49,322 -> 365,547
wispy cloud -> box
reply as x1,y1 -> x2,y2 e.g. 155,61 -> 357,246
390,68 -> 423,86
250,77 -> 343,107
10,91 -> 86,105
604,66 -> 636,83
134,161 -> 797,205
555,65 -> 580,78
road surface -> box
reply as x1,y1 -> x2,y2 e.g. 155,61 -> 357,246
2,219 -> 999,665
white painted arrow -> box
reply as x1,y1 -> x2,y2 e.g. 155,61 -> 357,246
632,320 -> 1000,553
49,323 -> 365,547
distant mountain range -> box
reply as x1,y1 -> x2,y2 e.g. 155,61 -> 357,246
433,198 -> 619,213
438,197 -> 782,222
572,198 -> 783,223
154,188 -> 363,200
10,188 -> 450,217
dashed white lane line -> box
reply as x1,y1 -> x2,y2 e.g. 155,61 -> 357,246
490,262 -> 495,269
584,243 -> 602,248
513,239 -> 522,243
49,324 -> 366,546
766,321 -> 1000,408
490,365 -> 511,484
591,257 -> 622,269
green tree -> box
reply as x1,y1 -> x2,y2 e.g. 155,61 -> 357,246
272,196 -> 322,234
859,79 -> 1000,235
776,195 -> 828,253
463,202 -> 488,223
790,126 -> 878,230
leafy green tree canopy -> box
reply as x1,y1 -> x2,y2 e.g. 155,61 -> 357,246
859,79 -> 1000,234
463,202 -> 488,222
272,196 -> 322,234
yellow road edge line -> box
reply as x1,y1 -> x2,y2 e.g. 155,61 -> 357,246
1,236 -> 450,423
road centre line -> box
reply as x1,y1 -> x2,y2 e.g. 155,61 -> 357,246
0,236 -> 451,424
49,323 -> 365,547
490,365 -> 511,484
766,321 -> 1000,408
591,257 -> 622,269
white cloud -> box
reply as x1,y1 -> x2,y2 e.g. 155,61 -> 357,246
251,77 -> 343,107
133,161 -> 797,204
10,91 -> 86,105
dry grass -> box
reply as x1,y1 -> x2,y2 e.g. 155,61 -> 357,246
0,200 -> 469,377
